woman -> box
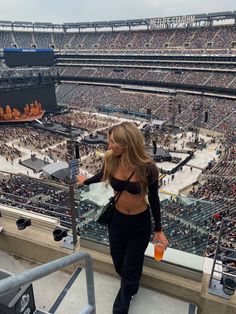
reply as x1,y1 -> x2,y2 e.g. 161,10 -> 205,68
79,121 -> 168,314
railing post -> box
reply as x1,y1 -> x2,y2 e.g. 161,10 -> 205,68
84,254 -> 96,313
0,252 -> 96,314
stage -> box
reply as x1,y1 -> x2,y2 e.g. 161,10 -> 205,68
0,111 -> 45,125
83,133 -> 108,145
31,121 -> 84,137
20,155 -> 49,173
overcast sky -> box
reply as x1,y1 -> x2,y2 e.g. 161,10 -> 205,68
0,0 -> 235,23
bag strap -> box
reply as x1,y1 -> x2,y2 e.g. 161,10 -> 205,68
114,170 -> 135,205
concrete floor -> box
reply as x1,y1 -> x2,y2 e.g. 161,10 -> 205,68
0,251 -> 196,314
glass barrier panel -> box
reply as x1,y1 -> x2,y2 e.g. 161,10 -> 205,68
75,182 -> 218,270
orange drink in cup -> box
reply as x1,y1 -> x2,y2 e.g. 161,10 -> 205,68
154,240 -> 165,261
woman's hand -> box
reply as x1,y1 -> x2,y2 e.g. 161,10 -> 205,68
76,175 -> 87,187
153,230 -> 169,250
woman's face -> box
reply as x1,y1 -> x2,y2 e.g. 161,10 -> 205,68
108,132 -> 124,156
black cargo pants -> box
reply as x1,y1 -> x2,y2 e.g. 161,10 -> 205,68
108,207 -> 151,314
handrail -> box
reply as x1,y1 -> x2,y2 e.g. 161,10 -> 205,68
208,218 -> 236,299
0,252 -> 96,314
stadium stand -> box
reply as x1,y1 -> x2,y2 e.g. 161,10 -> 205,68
0,12 -> 235,263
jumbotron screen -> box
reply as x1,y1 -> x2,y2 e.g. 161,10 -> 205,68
4,48 -> 55,67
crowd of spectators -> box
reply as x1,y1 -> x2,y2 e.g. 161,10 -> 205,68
1,25 -> 235,53
79,150 -> 104,175
3,171 -> 213,255
56,83 -> 236,133
0,126 -> 65,154
57,65 -> 236,89
0,118 -> 234,259
191,131 -> 235,202
0,175 -> 100,228
80,196 -> 210,255
0,22 -> 235,261
0,143 -> 22,161
46,110 -> 118,133
187,131 -> 236,257
18,129 -> 65,152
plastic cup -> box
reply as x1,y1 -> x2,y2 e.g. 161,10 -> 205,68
154,241 -> 165,261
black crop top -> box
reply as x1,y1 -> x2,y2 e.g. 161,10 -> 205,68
110,176 -> 141,195
83,165 -> 162,231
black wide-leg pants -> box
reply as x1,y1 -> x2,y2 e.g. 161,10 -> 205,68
108,207 -> 151,314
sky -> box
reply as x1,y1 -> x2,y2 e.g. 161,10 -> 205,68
0,0 -> 235,24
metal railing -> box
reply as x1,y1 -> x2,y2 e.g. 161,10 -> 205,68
208,218 -> 236,299
0,252 -> 96,314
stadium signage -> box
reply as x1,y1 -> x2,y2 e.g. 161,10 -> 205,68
149,15 -> 195,28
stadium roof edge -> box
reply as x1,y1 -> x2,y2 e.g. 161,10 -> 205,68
208,11 -> 233,16
34,22 -> 53,25
0,11 -> 234,30
194,14 -> 208,18
0,20 -> 12,24
13,21 -> 33,25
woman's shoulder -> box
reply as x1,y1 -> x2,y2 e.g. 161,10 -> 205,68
137,160 -> 157,171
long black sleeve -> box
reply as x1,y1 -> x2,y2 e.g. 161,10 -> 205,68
147,167 -> 162,232
83,169 -> 104,185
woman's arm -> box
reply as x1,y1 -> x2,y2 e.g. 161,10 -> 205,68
148,178 -> 162,232
147,165 -> 169,248
83,169 -> 104,185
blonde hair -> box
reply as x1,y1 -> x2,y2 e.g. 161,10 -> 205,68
102,121 -> 158,194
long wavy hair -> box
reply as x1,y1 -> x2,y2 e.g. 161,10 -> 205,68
102,121 -> 158,194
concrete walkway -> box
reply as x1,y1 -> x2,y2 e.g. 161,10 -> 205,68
0,251 -> 195,314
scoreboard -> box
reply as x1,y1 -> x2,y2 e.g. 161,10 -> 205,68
4,48 -> 55,67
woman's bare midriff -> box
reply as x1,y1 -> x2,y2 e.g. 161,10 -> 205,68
115,190 -> 148,215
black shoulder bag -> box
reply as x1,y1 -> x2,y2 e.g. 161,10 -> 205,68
96,171 -> 135,225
